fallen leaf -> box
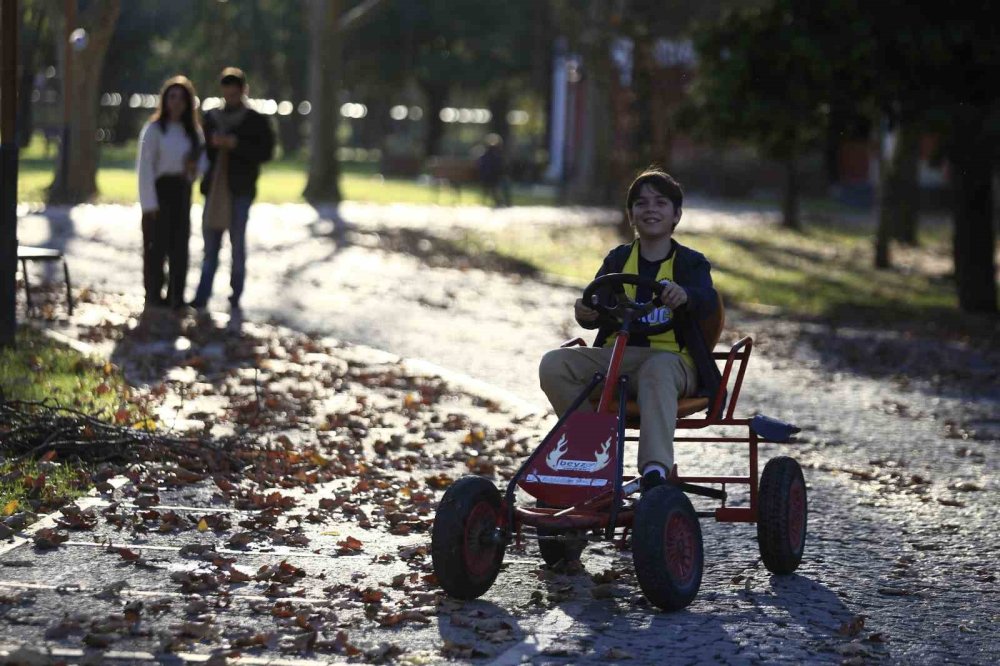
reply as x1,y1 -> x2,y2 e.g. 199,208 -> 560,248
33,528 -> 69,549
227,532 -> 254,549
113,547 -> 142,562
337,536 -> 364,554
379,610 -> 431,626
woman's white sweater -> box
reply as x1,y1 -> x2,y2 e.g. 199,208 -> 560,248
136,121 -> 202,212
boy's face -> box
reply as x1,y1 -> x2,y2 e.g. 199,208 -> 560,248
630,183 -> 681,241
220,83 -> 244,108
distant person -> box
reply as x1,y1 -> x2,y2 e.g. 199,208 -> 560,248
477,133 -> 511,207
136,75 -> 203,312
190,67 -> 275,329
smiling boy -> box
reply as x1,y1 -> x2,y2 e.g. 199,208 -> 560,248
538,170 -> 722,492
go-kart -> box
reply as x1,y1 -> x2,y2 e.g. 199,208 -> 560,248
431,273 -> 805,611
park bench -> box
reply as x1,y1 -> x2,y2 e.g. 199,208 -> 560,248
16,245 -> 74,316
426,156 -> 479,202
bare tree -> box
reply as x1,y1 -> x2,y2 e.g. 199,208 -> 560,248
47,0 -> 120,204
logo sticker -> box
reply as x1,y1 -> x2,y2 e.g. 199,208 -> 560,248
545,434 -> 612,473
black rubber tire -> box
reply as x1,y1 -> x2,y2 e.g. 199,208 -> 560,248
757,456 -> 807,575
431,476 -> 505,599
632,485 -> 703,611
536,502 -> 586,566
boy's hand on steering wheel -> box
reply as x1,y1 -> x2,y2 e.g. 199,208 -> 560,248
659,280 -> 688,309
574,298 -> 600,322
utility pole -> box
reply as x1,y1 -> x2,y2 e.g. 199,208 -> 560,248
1,0 -> 20,348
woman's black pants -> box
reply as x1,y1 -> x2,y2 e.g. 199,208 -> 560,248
142,175 -> 191,308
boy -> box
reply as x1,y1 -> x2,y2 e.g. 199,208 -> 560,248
538,170 -> 722,492
190,67 -> 275,329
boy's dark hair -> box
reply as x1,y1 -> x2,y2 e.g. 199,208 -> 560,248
219,66 -> 247,88
626,169 -> 683,212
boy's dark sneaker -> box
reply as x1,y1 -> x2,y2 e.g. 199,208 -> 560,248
641,470 -> 665,495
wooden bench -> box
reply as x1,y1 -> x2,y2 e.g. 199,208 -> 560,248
17,245 -> 74,316
426,157 -> 479,202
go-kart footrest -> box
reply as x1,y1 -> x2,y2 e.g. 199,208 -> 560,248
676,482 -> 727,501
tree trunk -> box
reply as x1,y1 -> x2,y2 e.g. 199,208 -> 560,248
888,120 -> 920,245
16,4 -> 47,148
420,80 -> 448,158
632,33 -> 655,168
950,111 -> 998,313
303,0 -> 343,203
47,0 -> 120,205
566,1 -> 614,205
874,122 -> 893,269
781,156 -> 801,231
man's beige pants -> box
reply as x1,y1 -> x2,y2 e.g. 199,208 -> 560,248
538,346 -> 697,472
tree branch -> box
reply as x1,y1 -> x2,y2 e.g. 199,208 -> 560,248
336,0 -> 387,35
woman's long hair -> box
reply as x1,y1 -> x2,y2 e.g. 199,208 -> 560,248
150,75 -> 201,152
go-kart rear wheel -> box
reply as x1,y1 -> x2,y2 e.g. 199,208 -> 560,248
632,485 -> 703,611
757,456 -> 807,575
431,476 -> 505,599
536,502 -> 586,566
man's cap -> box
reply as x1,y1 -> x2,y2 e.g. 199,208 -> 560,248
219,67 -> 246,87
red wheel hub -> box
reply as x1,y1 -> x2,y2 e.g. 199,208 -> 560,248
463,501 -> 499,577
664,512 -> 697,586
787,478 -> 805,552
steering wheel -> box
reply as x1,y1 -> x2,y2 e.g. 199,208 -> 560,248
581,273 -> 678,336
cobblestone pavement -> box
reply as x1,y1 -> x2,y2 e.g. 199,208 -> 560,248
6,202 -> 999,664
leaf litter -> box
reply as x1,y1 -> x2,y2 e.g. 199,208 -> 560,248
1,314 -> 542,659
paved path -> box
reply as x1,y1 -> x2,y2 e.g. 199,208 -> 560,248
6,202 -> 999,664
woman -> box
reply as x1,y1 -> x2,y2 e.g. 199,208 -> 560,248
136,75 -> 203,311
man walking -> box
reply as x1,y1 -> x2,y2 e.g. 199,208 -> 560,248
190,67 -> 274,329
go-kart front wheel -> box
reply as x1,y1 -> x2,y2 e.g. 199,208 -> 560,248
431,476 -> 506,599
757,456 -> 807,574
632,485 -> 703,611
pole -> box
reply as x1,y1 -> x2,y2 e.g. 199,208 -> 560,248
1,0 -> 21,348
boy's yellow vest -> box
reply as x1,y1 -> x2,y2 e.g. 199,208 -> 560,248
604,241 -> 694,368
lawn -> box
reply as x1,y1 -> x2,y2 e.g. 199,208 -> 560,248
455,218 -> 958,322
0,327 -> 138,513
16,137 -> 556,207
0,326 -> 130,410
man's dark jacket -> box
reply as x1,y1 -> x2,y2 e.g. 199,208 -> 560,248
581,240 -> 724,413
201,107 -> 275,200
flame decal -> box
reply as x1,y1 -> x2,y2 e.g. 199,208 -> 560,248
592,437 -> 612,471
545,433 -> 569,469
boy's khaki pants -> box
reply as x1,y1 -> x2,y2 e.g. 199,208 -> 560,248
538,346 -> 697,472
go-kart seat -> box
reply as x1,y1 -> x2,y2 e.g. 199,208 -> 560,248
578,292 -> 726,425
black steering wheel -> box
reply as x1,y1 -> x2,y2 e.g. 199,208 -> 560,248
581,273 -> 678,336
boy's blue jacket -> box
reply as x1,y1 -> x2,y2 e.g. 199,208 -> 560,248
581,241 -> 724,412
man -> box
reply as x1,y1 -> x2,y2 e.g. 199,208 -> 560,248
190,67 -> 275,329
538,169 -> 722,492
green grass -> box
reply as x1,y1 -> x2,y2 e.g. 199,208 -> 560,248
0,326 -> 131,413
454,220 -> 957,321
0,458 -> 91,517
0,327 -> 138,514
16,136 -> 556,206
